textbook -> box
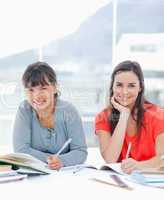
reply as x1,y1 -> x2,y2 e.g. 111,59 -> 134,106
66,162 -> 126,175
0,174 -> 27,183
97,163 -> 125,175
0,153 -> 51,175
80,163 -> 133,190
92,175 -> 133,190
0,164 -> 12,171
0,170 -> 27,183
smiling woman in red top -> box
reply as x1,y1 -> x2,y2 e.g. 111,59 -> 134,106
95,60 -> 164,174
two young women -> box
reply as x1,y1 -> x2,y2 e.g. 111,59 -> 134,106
13,60 -> 164,173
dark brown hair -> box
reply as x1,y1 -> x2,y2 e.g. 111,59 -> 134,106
109,60 -> 151,135
22,61 -> 57,87
22,61 -> 58,96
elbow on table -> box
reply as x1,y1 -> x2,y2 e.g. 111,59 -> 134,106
78,149 -> 88,164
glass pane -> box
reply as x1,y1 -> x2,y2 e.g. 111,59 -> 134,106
0,0 -> 111,149
0,50 -> 38,150
42,2 -> 113,146
115,0 -> 164,107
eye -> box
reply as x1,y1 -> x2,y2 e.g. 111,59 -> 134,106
116,83 -> 122,87
27,88 -> 33,92
41,86 -> 47,90
128,84 -> 135,88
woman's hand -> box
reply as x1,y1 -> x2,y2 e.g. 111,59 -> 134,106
47,155 -> 64,170
110,96 -> 130,115
121,158 -> 141,174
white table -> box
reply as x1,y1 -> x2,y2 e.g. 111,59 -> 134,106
0,148 -> 163,200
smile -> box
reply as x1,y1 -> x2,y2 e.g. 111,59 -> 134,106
33,101 -> 46,106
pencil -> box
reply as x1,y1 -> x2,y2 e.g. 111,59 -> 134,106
126,142 -> 132,159
56,138 -> 72,156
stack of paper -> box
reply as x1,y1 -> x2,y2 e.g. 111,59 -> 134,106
0,170 -> 27,183
0,164 -> 12,171
0,153 -> 51,174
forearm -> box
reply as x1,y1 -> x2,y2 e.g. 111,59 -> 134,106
138,156 -> 162,170
58,148 -> 88,166
103,112 -> 129,163
14,144 -> 52,163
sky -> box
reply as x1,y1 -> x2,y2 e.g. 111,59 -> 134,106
0,0 -> 110,58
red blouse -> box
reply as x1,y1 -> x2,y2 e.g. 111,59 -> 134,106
95,104 -> 164,161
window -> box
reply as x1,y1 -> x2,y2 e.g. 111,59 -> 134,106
0,0 -> 164,151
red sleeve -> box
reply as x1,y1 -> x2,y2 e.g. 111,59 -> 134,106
152,108 -> 164,139
95,110 -> 111,134
147,106 -> 164,140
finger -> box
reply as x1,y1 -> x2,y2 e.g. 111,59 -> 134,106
122,163 -> 134,171
111,98 -> 118,109
47,159 -> 58,165
48,160 -> 60,165
49,164 -> 61,170
122,168 -> 132,174
122,158 -> 134,164
111,96 -> 122,110
49,166 -> 58,170
48,163 -> 59,169
122,166 -> 135,174
121,159 -> 127,165
121,165 -> 136,174
121,159 -> 130,167
48,155 -> 59,162
48,155 -> 54,160
47,156 -> 54,163
121,161 -> 135,171
111,96 -> 117,106
47,159 -> 55,165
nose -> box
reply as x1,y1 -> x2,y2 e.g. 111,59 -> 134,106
32,90 -> 42,99
122,87 -> 128,96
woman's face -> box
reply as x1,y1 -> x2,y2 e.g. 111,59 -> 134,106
25,82 -> 56,112
112,71 -> 141,108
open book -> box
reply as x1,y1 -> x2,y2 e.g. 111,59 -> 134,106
97,163 -> 125,175
63,162 -> 126,176
0,153 -> 51,175
68,163 -> 133,190
0,164 -> 12,172
0,170 -> 27,183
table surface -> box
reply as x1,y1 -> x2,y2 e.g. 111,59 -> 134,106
0,148 -> 163,200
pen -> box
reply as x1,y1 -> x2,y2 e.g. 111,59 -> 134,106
56,138 -> 72,156
126,142 -> 132,159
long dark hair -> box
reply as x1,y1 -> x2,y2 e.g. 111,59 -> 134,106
109,60 -> 151,135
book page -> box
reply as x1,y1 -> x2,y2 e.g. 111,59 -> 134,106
0,164 -> 12,171
0,153 -> 51,174
0,174 -> 27,183
0,153 -> 45,165
70,162 -> 126,175
91,173 -> 133,190
99,163 -> 126,175
63,162 -> 126,175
